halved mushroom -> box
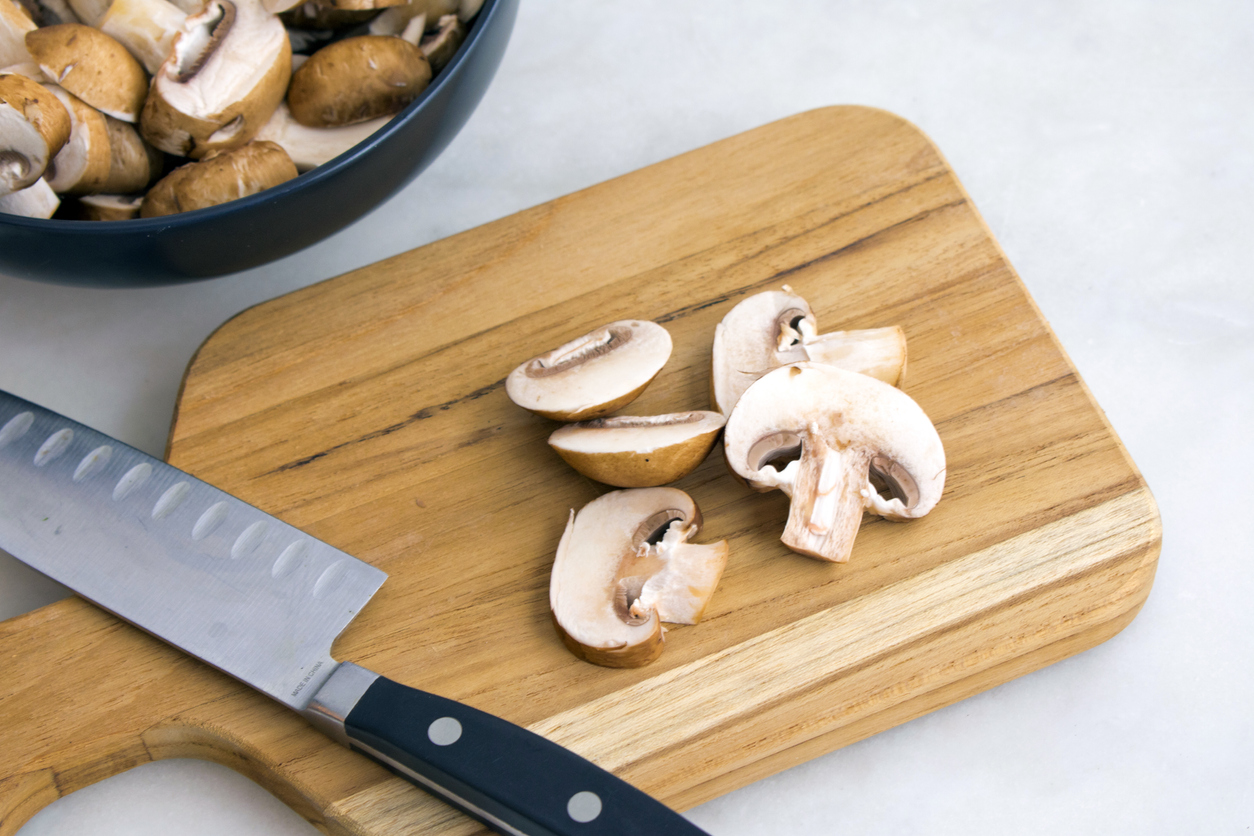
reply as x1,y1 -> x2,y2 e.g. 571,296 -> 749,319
140,139 -> 297,216
419,13 -> 463,71
711,287 -> 908,414
548,411 -> 726,488
73,192 -> 144,219
141,0 -> 292,159
254,100 -> 390,171
550,487 -> 728,667
286,35 -> 431,128
0,0 -> 36,68
506,320 -> 673,422
42,84 -> 111,194
0,174 -> 57,216
99,0 -> 189,75
25,24 -> 148,123
0,71 -> 70,195
723,363 -> 945,563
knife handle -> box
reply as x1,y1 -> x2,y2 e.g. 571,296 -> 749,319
305,663 -> 711,836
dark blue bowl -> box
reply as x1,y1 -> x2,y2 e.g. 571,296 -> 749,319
0,0 -> 518,287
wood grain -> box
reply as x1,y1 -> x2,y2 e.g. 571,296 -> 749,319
0,106 -> 1160,836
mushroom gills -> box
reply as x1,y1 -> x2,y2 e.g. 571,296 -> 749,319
549,488 -> 728,667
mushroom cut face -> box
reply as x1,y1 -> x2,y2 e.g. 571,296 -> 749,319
711,287 -> 908,414
548,410 -> 726,488
0,71 -> 70,195
550,487 -> 729,668
141,0 -> 291,158
724,363 -> 945,563
506,320 -> 673,422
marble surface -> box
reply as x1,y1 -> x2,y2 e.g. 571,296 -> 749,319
2,2 -> 1251,833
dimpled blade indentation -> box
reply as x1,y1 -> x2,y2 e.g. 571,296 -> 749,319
0,389 -> 388,710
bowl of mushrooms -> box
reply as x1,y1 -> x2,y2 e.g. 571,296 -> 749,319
0,0 -> 516,286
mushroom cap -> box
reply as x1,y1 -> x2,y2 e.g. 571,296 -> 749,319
419,13 -> 464,71
140,139 -> 297,216
25,24 -> 148,123
73,192 -> 143,220
286,35 -> 432,128
550,487 -> 728,668
141,0 -> 292,158
711,287 -> 908,414
724,362 -> 945,562
0,71 -> 70,195
548,411 -> 726,488
506,320 -> 673,422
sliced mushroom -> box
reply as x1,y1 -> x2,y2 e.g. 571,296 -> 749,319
42,84 -> 111,194
286,35 -> 431,128
548,411 -> 726,488
101,114 -> 163,193
25,24 -> 148,123
141,0 -> 292,159
723,363 -> 945,563
254,99 -> 390,171
72,192 -> 144,219
506,320 -> 673,422
0,0 -> 36,68
419,13 -> 462,71
140,138 -> 297,216
0,174 -> 57,216
550,487 -> 728,667
99,0 -> 189,75
0,71 -> 70,195
711,287 -> 908,414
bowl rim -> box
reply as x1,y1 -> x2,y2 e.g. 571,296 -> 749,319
0,0 -> 504,234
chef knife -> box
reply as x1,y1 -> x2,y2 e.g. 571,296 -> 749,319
0,389 -> 711,836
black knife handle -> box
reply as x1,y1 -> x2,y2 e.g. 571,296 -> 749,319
341,673 -> 711,836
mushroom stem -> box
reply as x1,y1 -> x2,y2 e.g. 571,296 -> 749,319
781,432 -> 871,563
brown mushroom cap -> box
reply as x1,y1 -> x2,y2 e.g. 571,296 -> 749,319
548,411 -> 726,488
140,139 -> 297,216
25,24 -> 148,123
506,320 -> 673,422
550,487 -> 728,668
711,287 -> 908,414
723,363 -> 945,563
419,13 -> 463,71
42,84 -> 112,194
141,0 -> 292,159
0,71 -> 70,194
286,35 -> 431,128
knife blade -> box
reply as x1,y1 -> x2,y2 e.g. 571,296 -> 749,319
0,389 -> 711,836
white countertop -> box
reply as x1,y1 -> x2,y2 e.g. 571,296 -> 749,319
3,2 -> 1251,834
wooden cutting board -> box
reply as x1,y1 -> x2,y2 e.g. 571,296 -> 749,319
0,106 -> 1161,836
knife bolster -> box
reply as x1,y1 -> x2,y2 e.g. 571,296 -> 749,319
302,662 -> 381,747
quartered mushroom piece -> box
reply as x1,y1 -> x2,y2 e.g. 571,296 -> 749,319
548,411 -> 726,488
506,320 -> 673,422
141,0 -> 292,158
550,487 -> 728,667
711,287 -> 907,414
723,362 -> 945,563
0,71 -> 70,195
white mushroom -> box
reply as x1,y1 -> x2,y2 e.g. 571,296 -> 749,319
723,363 -> 945,563
550,487 -> 728,667
73,192 -> 143,219
254,100 -> 391,171
506,320 -> 673,422
25,24 -> 148,123
548,411 -> 726,488
140,0 -> 292,159
140,138 -> 297,216
711,287 -> 908,414
0,71 -> 70,195
99,0 -> 189,75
